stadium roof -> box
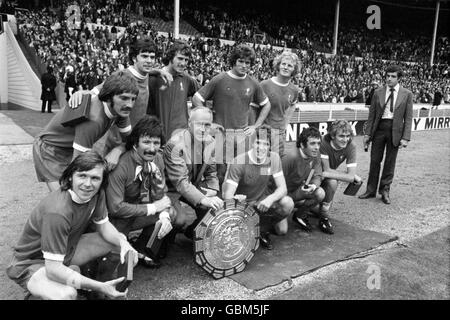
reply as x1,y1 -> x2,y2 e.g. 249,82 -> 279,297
230,0 -> 450,11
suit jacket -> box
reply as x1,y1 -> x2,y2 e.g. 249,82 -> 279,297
106,150 -> 167,219
365,85 -> 413,147
163,129 -> 219,206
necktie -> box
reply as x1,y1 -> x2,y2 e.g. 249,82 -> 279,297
139,161 -> 165,203
139,162 -> 151,203
389,88 -> 394,112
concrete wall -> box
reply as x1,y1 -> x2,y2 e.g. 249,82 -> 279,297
3,22 -> 40,111
0,23 -> 8,109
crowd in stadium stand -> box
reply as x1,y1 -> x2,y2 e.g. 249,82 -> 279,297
13,0 -> 450,105
182,0 -> 450,65
183,7 -> 268,45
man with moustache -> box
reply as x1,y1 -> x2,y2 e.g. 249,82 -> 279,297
261,51 -> 300,157
69,39 -> 172,167
33,71 -> 137,192
191,44 -> 271,182
359,65 -> 413,204
106,115 -> 182,267
147,40 -> 200,139
164,107 -> 223,240
222,125 -> 294,250
282,127 -> 331,234
319,120 -> 362,234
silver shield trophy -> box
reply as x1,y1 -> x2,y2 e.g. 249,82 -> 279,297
194,199 -> 260,279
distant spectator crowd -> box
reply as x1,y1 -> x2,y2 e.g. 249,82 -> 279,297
14,0 -> 450,105
182,0 -> 450,65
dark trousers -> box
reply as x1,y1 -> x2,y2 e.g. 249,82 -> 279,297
179,197 -> 210,230
41,100 -> 52,113
367,119 -> 399,194
110,215 -> 159,252
167,192 -> 210,236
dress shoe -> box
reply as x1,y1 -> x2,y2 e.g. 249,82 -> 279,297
259,232 -> 273,250
292,214 -> 312,232
157,243 -> 168,259
157,238 -> 171,259
137,251 -> 161,269
358,191 -> 376,199
318,218 -> 334,235
157,228 -> 178,259
380,190 -> 391,204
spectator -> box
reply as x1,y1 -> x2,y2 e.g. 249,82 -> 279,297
40,66 -> 57,113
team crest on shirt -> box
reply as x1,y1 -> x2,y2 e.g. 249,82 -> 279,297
180,82 -> 184,91
244,170 -> 258,182
260,166 -> 271,175
339,155 -> 345,161
245,88 -> 250,96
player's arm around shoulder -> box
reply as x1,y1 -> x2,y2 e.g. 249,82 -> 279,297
68,83 -> 103,109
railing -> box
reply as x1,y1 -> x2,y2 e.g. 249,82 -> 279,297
15,28 -> 44,77
3,22 -> 40,110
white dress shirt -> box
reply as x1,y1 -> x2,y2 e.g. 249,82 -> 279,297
382,83 -> 400,119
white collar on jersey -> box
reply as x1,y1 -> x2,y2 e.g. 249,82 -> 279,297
271,77 -> 290,87
68,189 -> 92,204
103,102 -> 115,119
330,139 -> 344,151
128,65 -> 147,80
299,148 -> 310,160
227,70 -> 247,80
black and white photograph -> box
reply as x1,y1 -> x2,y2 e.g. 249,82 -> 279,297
0,0 -> 448,307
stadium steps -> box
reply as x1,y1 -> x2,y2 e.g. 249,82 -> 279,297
15,36 -> 41,78
2,23 -> 41,111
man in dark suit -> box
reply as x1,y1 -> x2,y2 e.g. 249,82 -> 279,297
40,66 -> 57,113
359,65 -> 413,204
432,88 -> 443,109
